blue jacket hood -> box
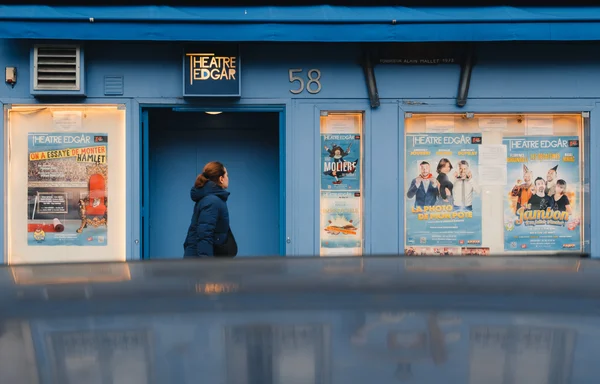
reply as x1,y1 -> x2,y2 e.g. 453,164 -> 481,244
190,181 -> 230,203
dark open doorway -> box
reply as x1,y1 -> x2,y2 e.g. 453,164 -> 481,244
141,108 -> 283,258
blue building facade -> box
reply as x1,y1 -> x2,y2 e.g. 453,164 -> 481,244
0,5 -> 599,263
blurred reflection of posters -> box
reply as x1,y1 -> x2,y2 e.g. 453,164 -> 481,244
321,133 -> 361,191
11,263 -> 131,285
405,133 -> 483,252
45,329 -> 152,384
349,312 -> 456,381
0,321 -> 39,384
225,324 -> 330,384
320,191 -> 362,256
503,136 -> 582,252
27,132 -> 108,246
469,326 -> 575,384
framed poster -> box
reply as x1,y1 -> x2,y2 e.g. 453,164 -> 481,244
27,132 -> 109,246
319,112 -> 364,256
503,136 -> 583,252
5,105 -> 127,264
403,113 -> 588,256
404,133 -> 483,249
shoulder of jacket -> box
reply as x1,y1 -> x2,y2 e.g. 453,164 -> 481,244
198,195 -> 223,208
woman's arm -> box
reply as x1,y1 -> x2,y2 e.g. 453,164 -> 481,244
195,199 -> 219,256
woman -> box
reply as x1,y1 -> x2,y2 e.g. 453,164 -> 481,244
183,161 -> 236,257
551,179 -> 572,214
435,158 -> 454,204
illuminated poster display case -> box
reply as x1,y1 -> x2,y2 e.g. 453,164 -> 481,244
5,105 -> 127,264
403,113 -> 589,256
319,112 -> 364,256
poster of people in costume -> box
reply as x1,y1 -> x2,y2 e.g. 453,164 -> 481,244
503,136 -> 582,252
404,133 -> 483,251
320,191 -> 363,256
27,132 -> 108,246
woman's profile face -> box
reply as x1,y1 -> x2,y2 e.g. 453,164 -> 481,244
219,168 -> 229,189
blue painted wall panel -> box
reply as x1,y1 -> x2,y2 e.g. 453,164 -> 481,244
1,39 -> 599,259
292,100 -> 317,256
375,64 -> 461,100
4,41 -> 600,101
368,102 -> 400,255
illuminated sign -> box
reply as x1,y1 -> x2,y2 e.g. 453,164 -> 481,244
183,45 -> 241,97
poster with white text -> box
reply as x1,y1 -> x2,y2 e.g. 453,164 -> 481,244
503,136 -> 582,252
321,133 -> 361,191
405,133 -> 483,251
27,132 -> 108,246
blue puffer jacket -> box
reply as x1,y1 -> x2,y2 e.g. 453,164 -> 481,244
183,181 -> 230,257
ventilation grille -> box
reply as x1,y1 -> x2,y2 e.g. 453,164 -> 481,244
104,75 -> 124,96
33,45 -> 80,91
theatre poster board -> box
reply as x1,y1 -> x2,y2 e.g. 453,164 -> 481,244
5,105 -> 127,264
403,113 -> 587,257
319,112 -> 364,256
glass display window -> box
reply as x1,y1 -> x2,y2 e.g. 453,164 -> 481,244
319,112 -> 364,256
403,113 -> 588,256
5,105 -> 127,264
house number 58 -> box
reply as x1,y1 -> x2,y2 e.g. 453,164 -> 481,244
289,69 -> 322,94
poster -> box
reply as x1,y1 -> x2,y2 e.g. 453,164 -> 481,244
503,135 -> 582,252
320,191 -> 362,256
321,133 -> 361,191
404,133 -> 483,250
27,132 -> 108,246
319,113 -> 363,256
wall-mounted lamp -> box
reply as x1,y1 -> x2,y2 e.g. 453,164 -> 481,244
205,111 -> 222,115
5,66 -> 16,87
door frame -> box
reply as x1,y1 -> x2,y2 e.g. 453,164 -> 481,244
139,104 -> 287,259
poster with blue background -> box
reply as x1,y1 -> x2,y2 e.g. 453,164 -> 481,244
405,133 -> 483,249
321,133 -> 361,191
503,136 -> 582,252
27,132 -> 109,246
